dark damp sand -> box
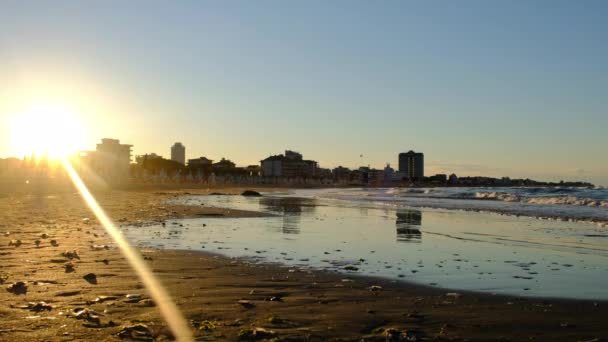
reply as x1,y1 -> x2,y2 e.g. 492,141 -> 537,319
0,187 -> 607,341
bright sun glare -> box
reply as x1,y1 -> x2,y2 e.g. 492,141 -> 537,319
10,105 -> 87,158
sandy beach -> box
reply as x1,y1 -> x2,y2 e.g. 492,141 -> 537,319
1,187 -> 607,341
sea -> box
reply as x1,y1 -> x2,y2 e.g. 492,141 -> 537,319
122,186 -> 608,300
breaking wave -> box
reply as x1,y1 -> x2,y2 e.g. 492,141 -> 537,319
473,192 -> 608,208
316,187 -> 608,225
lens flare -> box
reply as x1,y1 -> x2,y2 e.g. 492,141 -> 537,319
10,105 -> 87,158
62,159 -> 193,341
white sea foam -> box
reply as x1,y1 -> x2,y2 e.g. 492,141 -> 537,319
472,192 -> 607,207
474,191 -> 520,202
318,187 -> 608,224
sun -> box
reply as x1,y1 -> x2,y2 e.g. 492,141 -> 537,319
9,104 -> 88,159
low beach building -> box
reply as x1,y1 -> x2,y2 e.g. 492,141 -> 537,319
188,156 -> 213,168
261,150 -> 318,178
73,138 -> 133,184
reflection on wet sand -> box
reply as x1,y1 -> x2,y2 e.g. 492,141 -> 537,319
396,209 -> 422,242
130,193 -> 608,299
259,197 -> 317,234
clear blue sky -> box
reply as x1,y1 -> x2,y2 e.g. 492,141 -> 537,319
1,1 -> 607,185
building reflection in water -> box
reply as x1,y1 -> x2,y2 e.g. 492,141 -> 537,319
396,209 -> 422,242
259,197 -> 317,234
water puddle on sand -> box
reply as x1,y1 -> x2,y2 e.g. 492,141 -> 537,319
122,193 -> 608,300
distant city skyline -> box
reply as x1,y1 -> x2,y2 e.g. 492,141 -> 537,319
1,1 -> 607,185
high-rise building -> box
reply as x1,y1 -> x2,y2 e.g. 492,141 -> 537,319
398,150 -> 424,181
171,142 -> 186,165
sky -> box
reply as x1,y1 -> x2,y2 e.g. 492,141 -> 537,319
0,1 -> 607,185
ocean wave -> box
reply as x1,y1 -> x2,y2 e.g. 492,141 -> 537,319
472,192 -> 608,207
320,187 -> 608,225
474,191 -> 520,202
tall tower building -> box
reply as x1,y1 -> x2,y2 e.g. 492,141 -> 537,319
398,150 -> 424,181
171,142 -> 186,165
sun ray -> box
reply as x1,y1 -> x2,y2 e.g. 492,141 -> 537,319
62,159 -> 193,341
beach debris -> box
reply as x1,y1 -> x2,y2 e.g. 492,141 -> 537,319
368,285 -> 383,292
344,265 -> 359,271
72,308 -> 101,325
50,239 -> 59,247
62,250 -> 80,260
91,244 -> 111,251
264,296 -> 283,302
445,292 -> 462,299
139,299 -> 156,307
193,319 -> 221,331
117,323 -> 154,340
0,273 -> 8,285
6,281 -> 28,295
384,327 -> 403,341
238,327 -> 276,340
56,290 -> 81,297
241,190 -> 262,197
8,239 -> 22,247
82,218 -> 90,224
3,231 -> 9,236
64,262 -> 75,273
90,295 -> 118,304
124,294 -> 147,303
237,300 -> 255,309
83,273 -> 97,284
34,239 -> 41,247
22,301 -> 54,312
32,280 -> 59,285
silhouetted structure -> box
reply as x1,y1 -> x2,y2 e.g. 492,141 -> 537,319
244,165 -> 261,176
427,174 -> 447,184
332,166 -> 351,182
213,158 -> 236,171
171,142 -> 186,165
398,150 -> 424,181
135,153 -> 185,177
261,150 -> 318,178
188,157 -> 213,168
94,138 -> 132,181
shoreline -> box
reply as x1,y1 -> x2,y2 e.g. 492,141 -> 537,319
1,187 -> 607,341
171,246 -> 608,305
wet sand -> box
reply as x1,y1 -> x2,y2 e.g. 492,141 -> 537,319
1,187 -> 607,341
